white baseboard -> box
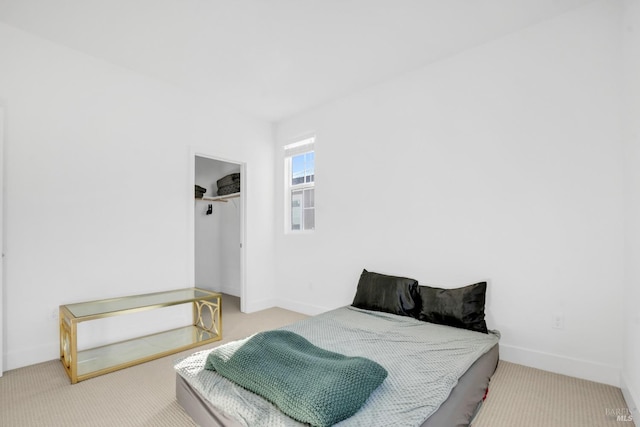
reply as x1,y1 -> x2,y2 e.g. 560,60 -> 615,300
500,343 -> 620,387
7,342 -> 58,371
621,376 -> 639,426
242,296 -> 279,313
275,298 -> 329,316
218,284 -> 240,298
241,296 -> 328,316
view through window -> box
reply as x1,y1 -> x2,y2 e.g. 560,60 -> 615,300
285,137 -> 315,231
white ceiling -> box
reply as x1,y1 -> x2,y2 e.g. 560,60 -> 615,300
0,0 -> 594,122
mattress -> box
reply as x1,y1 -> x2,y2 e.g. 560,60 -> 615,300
175,306 -> 499,427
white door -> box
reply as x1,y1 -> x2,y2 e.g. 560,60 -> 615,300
0,107 -> 4,376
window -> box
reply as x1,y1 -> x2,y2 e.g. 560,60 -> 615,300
285,136 -> 315,232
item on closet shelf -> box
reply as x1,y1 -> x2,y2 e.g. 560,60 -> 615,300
216,173 -> 240,188
217,182 -> 240,196
195,185 -> 207,199
216,173 -> 240,196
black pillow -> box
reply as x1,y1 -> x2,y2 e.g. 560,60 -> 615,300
351,269 -> 420,317
417,282 -> 488,333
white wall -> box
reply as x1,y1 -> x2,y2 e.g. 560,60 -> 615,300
194,157 -> 241,296
0,22 -> 275,370
622,0 -> 640,419
275,1 -> 625,386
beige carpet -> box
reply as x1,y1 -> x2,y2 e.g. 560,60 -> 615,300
0,295 -> 631,426
472,360 -> 631,427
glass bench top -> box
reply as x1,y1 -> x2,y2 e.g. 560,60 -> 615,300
62,288 -> 220,318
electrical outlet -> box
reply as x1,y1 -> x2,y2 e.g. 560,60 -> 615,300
50,308 -> 59,321
552,313 -> 564,330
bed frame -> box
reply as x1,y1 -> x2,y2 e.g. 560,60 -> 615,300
176,344 -> 499,427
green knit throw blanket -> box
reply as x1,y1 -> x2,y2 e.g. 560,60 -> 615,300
205,330 -> 388,427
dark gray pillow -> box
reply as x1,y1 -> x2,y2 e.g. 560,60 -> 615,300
351,269 -> 420,317
417,282 -> 488,333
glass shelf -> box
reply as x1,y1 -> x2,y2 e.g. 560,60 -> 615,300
64,288 -> 217,319
77,325 -> 217,379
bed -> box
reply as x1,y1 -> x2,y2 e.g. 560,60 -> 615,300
175,270 -> 500,427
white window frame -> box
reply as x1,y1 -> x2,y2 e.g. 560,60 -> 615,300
284,136 -> 315,233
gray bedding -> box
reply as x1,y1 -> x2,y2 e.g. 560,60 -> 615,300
175,306 -> 500,427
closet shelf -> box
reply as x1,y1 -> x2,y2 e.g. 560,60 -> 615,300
196,192 -> 240,203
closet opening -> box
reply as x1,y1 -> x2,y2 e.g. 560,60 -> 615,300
192,153 -> 245,312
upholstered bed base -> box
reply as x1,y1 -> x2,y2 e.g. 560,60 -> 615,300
176,344 -> 499,427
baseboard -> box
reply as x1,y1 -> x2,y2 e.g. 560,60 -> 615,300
241,296 -> 327,316
500,343 -> 620,387
621,376 -> 639,426
274,298 -> 329,316
6,342 -> 58,371
242,296 -> 279,313
218,284 -> 240,298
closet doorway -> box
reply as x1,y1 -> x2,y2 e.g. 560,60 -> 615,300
192,153 -> 245,311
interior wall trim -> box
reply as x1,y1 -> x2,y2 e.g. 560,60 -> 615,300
500,343 -> 620,387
